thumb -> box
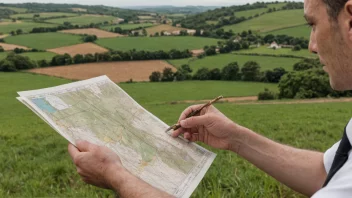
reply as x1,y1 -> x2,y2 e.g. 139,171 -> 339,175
76,140 -> 96,152
180,115 -> 210,129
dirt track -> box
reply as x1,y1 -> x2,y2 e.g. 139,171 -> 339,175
47,43 -> 109,56
60,28 -> 123,38
27,60 -> 177,83
170,96 -> 352,105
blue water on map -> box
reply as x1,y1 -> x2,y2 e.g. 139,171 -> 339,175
32,98 -> 57,113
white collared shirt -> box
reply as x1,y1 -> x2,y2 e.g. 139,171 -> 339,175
312,119 -> 352,197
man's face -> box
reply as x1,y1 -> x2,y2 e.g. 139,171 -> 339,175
305,0 -> 352,91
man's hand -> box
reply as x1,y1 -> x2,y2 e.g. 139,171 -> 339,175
68,141 -> 174,198
68,141 -> 124,189
172,104 -> 240,151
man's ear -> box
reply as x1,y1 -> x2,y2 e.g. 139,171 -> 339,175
345,2 -> 352,40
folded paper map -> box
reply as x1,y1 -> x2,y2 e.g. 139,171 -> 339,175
17,75 -> 216,198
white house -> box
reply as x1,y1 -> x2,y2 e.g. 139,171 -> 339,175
268,41 -> 281,49
172,30 -> 181,35
187,30 -> 196,35
163,31 -> 172,36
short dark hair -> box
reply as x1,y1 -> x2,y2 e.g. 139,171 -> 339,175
322,0 -> 348,19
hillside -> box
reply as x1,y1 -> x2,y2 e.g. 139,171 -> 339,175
222,9 -> 306,33
176,2 -> 303,30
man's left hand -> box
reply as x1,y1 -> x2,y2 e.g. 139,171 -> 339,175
68,141 -> 124,189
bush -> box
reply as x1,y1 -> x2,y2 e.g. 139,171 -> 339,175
83,35 -> 98,42
149,71 -> 161,82
258,88 -> 277,100
292,45 -> 301,51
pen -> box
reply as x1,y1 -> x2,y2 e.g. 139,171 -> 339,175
165,95 -> 224,133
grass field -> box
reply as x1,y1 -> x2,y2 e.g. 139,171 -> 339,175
0,22 -> 57,34
4,32 -> 83,50
95,36 -> 221,51
11,12 -> 78,19
223,9 -> 306,33
0,6 -> 27,13
235,46 -> 316,58
235,3 -> 286,18
45,15 -> 117,25
0,52 -> 57,61
119,80 -> 278,104
168,54 -> 301,73
1,72 -> 350,197
99,23 -> 155,31
145,24 -> 186,35
264,25 -> 311,39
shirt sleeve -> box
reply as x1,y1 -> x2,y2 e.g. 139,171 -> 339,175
323,141 -> 340,173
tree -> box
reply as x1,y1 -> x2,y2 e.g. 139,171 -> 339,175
265,67 -> 287,83
221,62 -> 240,81
241,41 -> 249,49
142,29 -> 147,36
293,59 -> 322,71
209,68 -> 222,80
10,31 -> 15,36
278,69 -> 331,99
73,54 -> 85,64
193,68 -> 210,80
241,61 -> 261,81
0,46 -> 4,52
161,68 -> 174,82
0,59 -> 16,72
181,64 -> 192,73
37,59 -> 49,67
16,29 -> 23,35
149,71 -> 161,82
258,88 -> 277,100
204,46 -> 217,56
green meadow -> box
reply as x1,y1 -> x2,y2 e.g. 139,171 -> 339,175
0,6 -> 27,13
0,52 -> 57,61
223,9 -> 306,33
45,15 -> 117,25
11,12 -> 78,19
168,54 -> 301,73
95,36 -> 221,51
265,25 -> 311,39
0,72 -> 349,197
235,46 -> 316,59
234,3 -> 286,18
0,22 -> 57,34
99,23 -> 155,31
4,32 -> 83,50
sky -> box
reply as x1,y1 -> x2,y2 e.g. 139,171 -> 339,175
1,0 -> 303,7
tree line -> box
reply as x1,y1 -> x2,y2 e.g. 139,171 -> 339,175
0,49 -> 192,72
149,61 -> 287,83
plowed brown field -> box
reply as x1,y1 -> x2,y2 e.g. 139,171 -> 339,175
60,28 -> 123,38
0,43 -> 29,51
47,43 -> 109,56
27,60 -> 177,83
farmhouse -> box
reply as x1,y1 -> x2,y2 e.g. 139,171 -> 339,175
268,41 -> 281,49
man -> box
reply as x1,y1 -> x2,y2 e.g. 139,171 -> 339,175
68,0 -> 352,197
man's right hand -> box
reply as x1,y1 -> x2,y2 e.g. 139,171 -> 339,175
172,104 -> 240,151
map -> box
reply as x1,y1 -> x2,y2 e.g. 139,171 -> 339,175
17,75 -> 216,198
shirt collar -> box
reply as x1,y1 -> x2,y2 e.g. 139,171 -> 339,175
346,118 -> 352,143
